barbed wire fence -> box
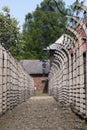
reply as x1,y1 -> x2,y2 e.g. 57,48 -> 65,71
0,44 -> 34,115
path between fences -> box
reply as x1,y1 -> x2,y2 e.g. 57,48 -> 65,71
0,96 -> 87,130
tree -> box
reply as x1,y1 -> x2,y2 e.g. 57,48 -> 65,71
0,6 -> 20,57
22,0 -> 67,59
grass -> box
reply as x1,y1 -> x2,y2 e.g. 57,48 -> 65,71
35,92 -> 48,96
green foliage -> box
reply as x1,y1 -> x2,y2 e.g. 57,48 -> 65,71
0,1 -> 84,60
1,1 -> 79,60
0,6 -> 20,57
22,0 -> 68,59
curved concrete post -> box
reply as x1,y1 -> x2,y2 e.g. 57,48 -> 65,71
57,44 -> 75,104
72,16 -> 87,37
74,2 -> 87,12
48,63 -> 59,96
48,33 -> 75,104
67,25 -> 87,116
48,52 -> 64,97
66,26 -> 82,42
50,45 -> 70,103
56,47 -> 71,104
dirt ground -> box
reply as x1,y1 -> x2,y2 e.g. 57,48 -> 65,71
0,96 -> 87,130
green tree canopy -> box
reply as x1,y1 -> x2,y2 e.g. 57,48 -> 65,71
22,0 -> 68,59
0,6 -> 20,57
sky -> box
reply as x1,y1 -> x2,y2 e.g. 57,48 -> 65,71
0,0 -> 87,31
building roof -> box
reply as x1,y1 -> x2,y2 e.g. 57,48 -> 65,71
20,60 -> 50,75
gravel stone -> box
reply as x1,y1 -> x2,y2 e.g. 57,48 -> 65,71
0,96 -> 87,130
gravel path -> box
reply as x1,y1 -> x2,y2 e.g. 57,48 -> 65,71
0,96 -> 87,130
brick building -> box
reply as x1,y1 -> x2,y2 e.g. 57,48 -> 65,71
20,60 -> 50,93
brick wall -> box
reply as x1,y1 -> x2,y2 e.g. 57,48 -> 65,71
31,74 -> 48,93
